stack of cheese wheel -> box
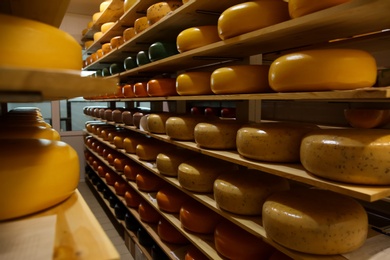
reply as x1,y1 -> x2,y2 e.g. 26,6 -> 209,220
214,169 -> 290,215
344,108 -> 390,129
156,148 -> 194,176
236,122 -> 319,162
136,170 -> 164,192
177,26 -> 220,53
288,0 -> 350,18
262,188 -> 368,255
178,155 -> 236,192
180,199 -> 221,234
269,49 -> 377,92
157,218 -> 188,244
138,201 -> 160,224
300,129 -> 390,185
211,65 -> 271,94
194,119 -> 243,149
165,114 -> 208,141
176,71 -> 213,95
217,0 -> 289,40
156,185 -> 189,213
147,78 -> 177,97
136,138 -> 174,161
146,1 -> 182,25
214,219 -> 275,259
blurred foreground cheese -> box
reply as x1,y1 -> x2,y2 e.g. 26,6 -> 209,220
300,129 -> 390,185
1,14 -> 82,70
262,189 -> 368,255
269,49 -> 377,92
0,126 -> 60,140
288,0 -> 350,18
0,139 -> 79,220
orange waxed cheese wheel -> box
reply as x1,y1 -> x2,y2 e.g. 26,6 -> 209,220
288,0 -> 351,18
157,218 -> 188,244
136,171 -> 164,192
214,220 -> 275,259
180,200 -> 221,234
147,78 -> 177,97
138,202 -> 160,224
124,189 -> 142,208
156,186 -> 189,213
123,163 -> 145,181
344,109 -> 390,129
133,82 -> 149,97
185,245 -> 209,260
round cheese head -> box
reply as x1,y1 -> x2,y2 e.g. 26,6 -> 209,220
288,0 -> 350,18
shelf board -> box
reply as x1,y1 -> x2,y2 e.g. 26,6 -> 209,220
0,66 -> 118,102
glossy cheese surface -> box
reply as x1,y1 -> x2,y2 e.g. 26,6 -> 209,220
0,126 -> 60,140
180,200 -> 221,234
124,0 -> 137,12
147,1 -> 182,25
214,169 -> 290,215
218,0 -> 289,40
156,186 -> 189,213
138,202 -> 160,224
262,189 -> 368,254
176,72 -> 213,95
165,115 -> 206,141
123,27 -> 136,42
136,141 -> 170,161
0,139 -> 79,220
236,122 -> 319,162
124,189 -> 142,208
147,78 -> 177,97
288,0 -> 350,18
211,65 -> 271,94
269,49 -> 377,92
300,129 -> 390,185
1,14 -> 82,70
123,136 -> 144,154
133,82 -> 148,97
177,26 -> 220,53
135,171 -> 163,192
156,149 -> 193,176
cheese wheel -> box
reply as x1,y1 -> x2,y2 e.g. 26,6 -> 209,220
94,31 -> 104,42
185,245 -> 208,260
0,139 -> 79,220
124,0 -> 137,12
158,218 -> 188,244
178,155 -> 236,192
344,109 -> 390,129
177,26 -> 220,53
113,157 -> 133,172
176,71 -> 213,95
101,42 -> 112,55
123,136 -> 145,154
96,48 -> 104,58
92,12 -> 103,22
84,40 -> 94,49
236,122 -> 319,162
139,114 -> 149,132
289,0 -> 350,18
138,202 -> 160,224
214,169 -> 290,215
262,189 -> 368,254
124,189 -> 142,208
146,113 -> 172,134
136,140 -> 172,161
123,163 -> 146,181
122,84 -> 136,98
211,65 -> 271,94
218,0 -> 289,40
97,165 -> 109,178
135,171 -> 164,192
101,22 -> 115,33
165,115 -> 206,141
194,120 -> 243,149
124,56 -> 137,70
156,149 -> 193,176
1,14 -> 82,70
133,82 -> 148,97
105,171 -> 122,186
300,129 -> 390,185
148,42 -> 178,62
147,78 -> 177,97
269,49 -> 377,92
0,126 -> 60,140
123,27 -> 136,42
100,0 -> 112,12
134,16 -> 149,34
180,200 -> 221,234
136,51 -> 151,66
214,220 -> 274,259
146,1 -> 183,25
121,110 -> 134,125
132,112 -> 145,129
156,186 -> 189,213
114,180 -> 128,196
110,36 -> 124,49
111,109 -> 124,123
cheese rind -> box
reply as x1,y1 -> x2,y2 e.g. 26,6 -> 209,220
146,113 -> 172,134
176,72 -> 213,95
147,1 -> 183,25
156,149 -> 193,176
147,78 -> 177,97
300,129 -> 390,185
262,189 -> 368,254
176,26 -> 220,53
344,109 -> 390,129
288,0 -> 350,18
165,115 -> 206,140
180,200 -> 221,234
194,120 -> 242,149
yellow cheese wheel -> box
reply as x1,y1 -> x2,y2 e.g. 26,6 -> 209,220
146,113 -> 173,134
262,189 -> 368,255
123,27 -> 136,42
101,42 -> 112,55
147,1 -> 183,25
344,108 -> 390,129
180,200 -> 221,234
156,149 -> 193,177
101,22 -> 115,33
178,155 -> 236,192
176,71 -> 213,95
134,16 -> 150,34
136,140 -> 172,161
0,126 -> 60,140
84,40 -> 94,49
0,14 -> 82,70
215,220 -> 275,259
156,186 -> 189,213
123,136 -> 145,154
194,120 -> 243,149
176,26 -> 220,53
288,0 -> 350,18
110,36 -> 124,49
214,169 -> 290,215
100,0 -> 112,12
165,115 -> 207,141
218,0 -> 289,40
300,129 -> 390,185
236,122 -> 319,162
269,49 -> 377,92
211,65 -> 271,94
94,31 -> 104,42
124,0 -> 137,13
0,139 -> 79,220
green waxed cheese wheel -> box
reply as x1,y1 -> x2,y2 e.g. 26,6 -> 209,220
136,51 -> 151,66
148,42 -> 178,62
102,67 -> 111,77
123,56 -> 137,70
109,63 -> 124,75
95,69 -> 103,77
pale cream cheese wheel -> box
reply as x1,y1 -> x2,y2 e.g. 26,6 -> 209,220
165,115 -> 206,141
262,188 -> 368,255
146,113 -> 173,134
300,129 -> 390,185
156,149 -> 193,176
236,122 -> 319,162
214,169 -> 290,215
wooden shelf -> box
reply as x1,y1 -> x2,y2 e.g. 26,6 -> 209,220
0,66 -> 118,102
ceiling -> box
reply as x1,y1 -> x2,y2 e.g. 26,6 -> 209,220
66,0 -> 103,16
